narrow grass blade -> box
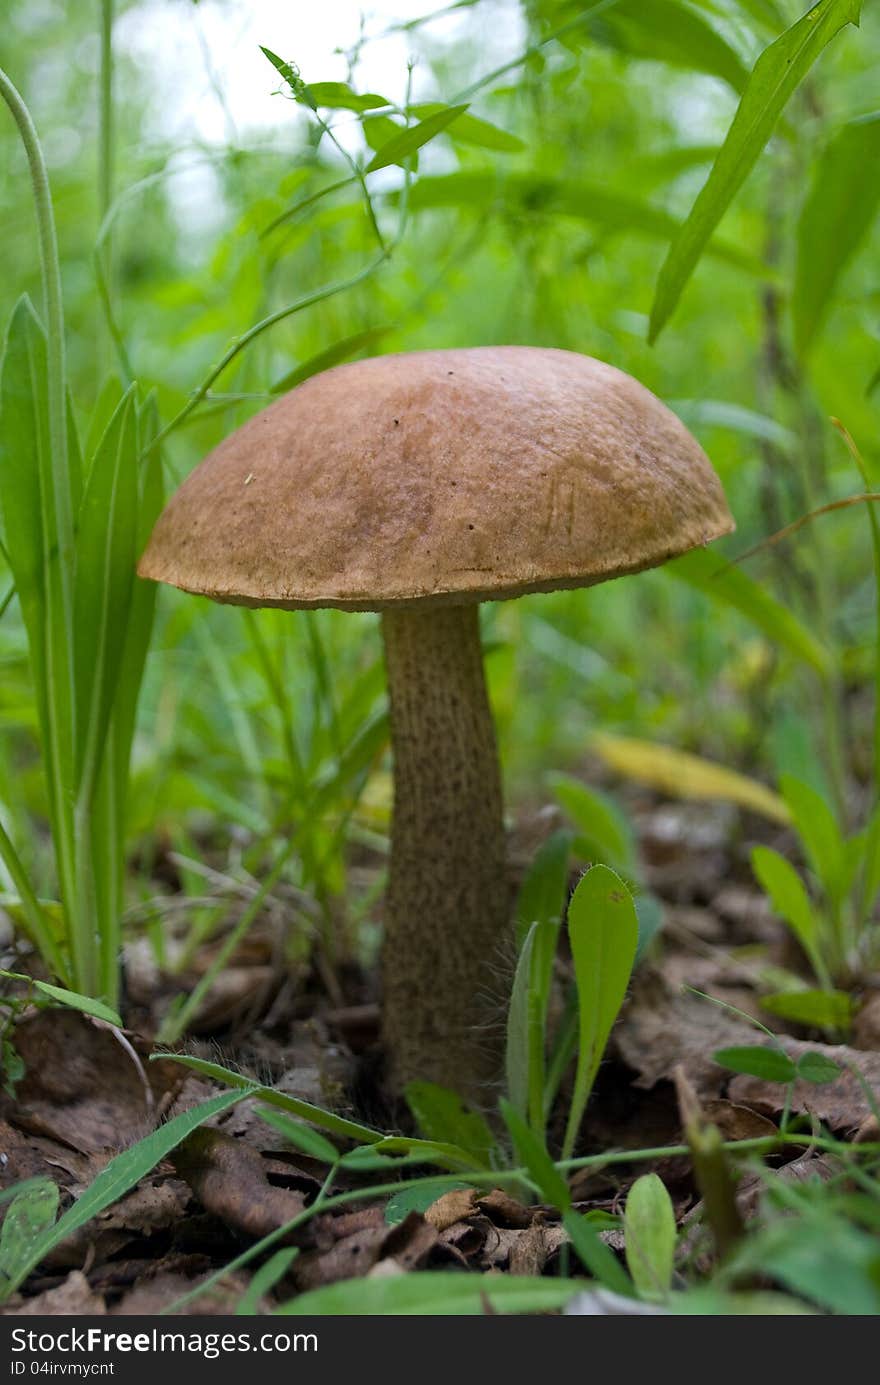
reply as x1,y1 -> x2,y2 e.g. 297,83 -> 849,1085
650,0 -> 862,341
0,1090 -> 245,1299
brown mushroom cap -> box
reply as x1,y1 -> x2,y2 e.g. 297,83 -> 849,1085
138,346 -> 733,609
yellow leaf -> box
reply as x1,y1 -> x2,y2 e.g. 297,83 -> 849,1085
591,734 -> 790,825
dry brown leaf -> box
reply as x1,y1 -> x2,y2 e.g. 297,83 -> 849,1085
476,1189 -> 533,1228
424,1187 -> 478,1231
4,1271 -> 105,1317
171,1127 -> 306,1240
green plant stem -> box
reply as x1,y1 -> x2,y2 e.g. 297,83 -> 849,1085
162,1127 -> 877,1316
99,0 -> 114,222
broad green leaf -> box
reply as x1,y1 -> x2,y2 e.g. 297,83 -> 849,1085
751,846 -> 820,964
0,1179 -> 59,1303
303,81 -> 389,113
563,1209 -> 635,1297
409,103 -> 524,151
366,105 -> 470,173
624,1173 -> 677,1301
506,921 -> 537,1121
0,971 -> 122,1026
592,733 -> 790,823
515,828 -> 572,948
587,0 -> 750,92
730,1213 -> 880,1315
713,1044 -> 798,1082
362,117 -> 413,169
550,773 -> 636,875
796,1051 -> 842,1084
650,0 -> 862,341
499,1098 -> 571,1212
277,1272 -> 581,1315
255,1106 -> 339,1165
1,1090 -> 245,1299
667,548 -> 831,676
404,1081 -> 496,1169
794,113 -> 880,356
155,1053 -> 384,1146
760,989 -> 853,1029
270,327 -> 391,394
562,866 -> 639,1159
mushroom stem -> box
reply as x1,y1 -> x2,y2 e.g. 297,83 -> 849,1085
380,603 -> 510,1103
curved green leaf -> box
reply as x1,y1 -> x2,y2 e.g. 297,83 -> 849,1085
793,112 -> 880,356
650,0 -> 862,342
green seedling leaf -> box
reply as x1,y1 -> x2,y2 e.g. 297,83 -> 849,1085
751,846 -> 822,974
0,1090 -> 245,1299
255,1106 -> 339,1165
562,866 -> 639,1159
277,1272 -> 582,1316
405,1081 -> 496,1170
563,1210 -> 635,1297
514,828 -> 572,949
650,0 -> 862,341
0,1179 -> 59,1302
796,1051 -> 842,1084
154,1054 -> 384,1146
550,774 -> 636,876
236,1247 -> 299,1315
0,972 -> 122,1027
624,1173 -> 676,1302
366,104 -> 470,172
667,548 -> 831,676
780,775 -> 849,907
506,921 -> 536,1122
760,989 -> 854,1030
384,1180 -> 472,1225
713,1045 -> 798,1082
794,113 -> 880,356
500,1098 -> 571,1212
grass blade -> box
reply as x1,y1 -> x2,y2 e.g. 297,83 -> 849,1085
649,0 -> 862,341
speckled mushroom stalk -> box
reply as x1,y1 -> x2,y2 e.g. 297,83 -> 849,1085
381,604 -> 508,1101
137,345 -> 735,1105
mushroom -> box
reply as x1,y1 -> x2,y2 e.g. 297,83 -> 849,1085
138,346 -> 733,1102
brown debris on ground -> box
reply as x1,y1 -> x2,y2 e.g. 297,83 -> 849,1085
1,791 -> 879,1315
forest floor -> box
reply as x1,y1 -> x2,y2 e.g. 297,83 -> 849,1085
2,783 -> 879,1315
